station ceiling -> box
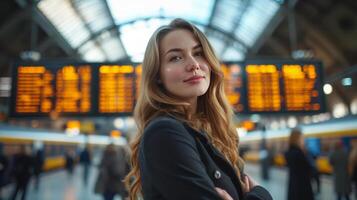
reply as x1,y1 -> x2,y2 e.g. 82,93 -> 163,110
0,0 -> 356,115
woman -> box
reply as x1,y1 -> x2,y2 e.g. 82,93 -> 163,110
284,128 -> 314,200
125,18 -> 272,200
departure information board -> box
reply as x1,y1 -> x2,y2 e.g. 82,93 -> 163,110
14,64 -> 92,115
246,64 -> 281,112
99,65 -> 135,113
55,65 -> 91,113
222,63 -> 245,113
15,66 -> 52,113
10,60 -> 325,117
243,60 -> 325,113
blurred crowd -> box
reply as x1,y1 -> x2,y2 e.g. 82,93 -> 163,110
0,143 -> 131,200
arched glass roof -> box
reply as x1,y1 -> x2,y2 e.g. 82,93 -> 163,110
37,0 -> 284,62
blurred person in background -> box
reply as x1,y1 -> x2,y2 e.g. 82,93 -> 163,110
10,145 -> 33,200
349,139 -> 357,199
94,144 -> 130,200
65,149 -> 75,176
0,145 -> 9,200
306,148 -> 320,194
79,145 -> 91,186
284,128 -> 314,200
125,18 -> 272,200
33,148 -> 44,190
330,141 -> 351,200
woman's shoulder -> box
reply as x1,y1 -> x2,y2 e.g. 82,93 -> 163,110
142,116 -> 193,144
145,116 -> 184,131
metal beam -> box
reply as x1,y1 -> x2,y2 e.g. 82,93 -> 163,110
75,16 -> 250,51
295,13 -> 349,67
69,0 -> 107,60
102,0 -> 130,61
264,37 -> 290,56
248,0 -> 295,55
220,0 -> 251,57
0,9 -> 29,38
15,0 -> 80,59
206,0 -> 219,34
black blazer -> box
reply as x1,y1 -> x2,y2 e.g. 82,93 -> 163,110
139,116 -> 273,200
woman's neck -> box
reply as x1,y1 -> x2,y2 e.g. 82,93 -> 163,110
187,98 -> 197,115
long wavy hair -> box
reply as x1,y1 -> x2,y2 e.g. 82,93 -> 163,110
124,18 -> 244,200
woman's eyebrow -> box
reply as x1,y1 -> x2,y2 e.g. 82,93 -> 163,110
164,48 -> 182,56
164,44 -> 202,56
192,44 -> 202,50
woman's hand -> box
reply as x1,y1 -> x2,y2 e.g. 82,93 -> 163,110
241,174 -> 258,194
215,187 -> 233,200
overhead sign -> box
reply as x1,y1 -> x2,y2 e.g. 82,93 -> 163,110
10,59 -> 325,117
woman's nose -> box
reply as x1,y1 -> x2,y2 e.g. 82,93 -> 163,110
186,56 -> 200,71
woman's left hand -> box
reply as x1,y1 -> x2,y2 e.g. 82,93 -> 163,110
215,187 -> 233,200
242,174 -> 258,194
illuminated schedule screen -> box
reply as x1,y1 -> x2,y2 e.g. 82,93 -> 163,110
55,65 -> 91,113
222,63 -> 245,113
99,65 -> 135,113
244,60 -> 325,113
10,60 -> 325,117
13,64 -> 92,116
246,64 -> 281,112
10,62 -> 138,117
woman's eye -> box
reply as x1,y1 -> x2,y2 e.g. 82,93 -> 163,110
169,56 -> 181,62
194,51 -> 203,57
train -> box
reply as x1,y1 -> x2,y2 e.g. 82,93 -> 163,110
239,116 -> 357,174
1,116 -> 356,174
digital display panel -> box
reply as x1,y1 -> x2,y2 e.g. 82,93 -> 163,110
15,66 -> 53,113
10,60 -> 325,117
98,65 -> 135,113
282,64 -> 321,111
246,64 -> 281,112
55,65 -> 91,113
221,63 -> 245,112
242,60 -> 325,113
13,64 -> 92,116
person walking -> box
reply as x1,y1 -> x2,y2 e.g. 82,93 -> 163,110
10,146 -> 33,200
285,128 -> 315,200
95,144 -> 130,200
349,140 -> 357,199
33,149 -> 44,190
79,146 -> 91,186
330,141 -> 351,200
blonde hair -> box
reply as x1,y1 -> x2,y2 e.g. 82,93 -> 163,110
125,18 -> 243,200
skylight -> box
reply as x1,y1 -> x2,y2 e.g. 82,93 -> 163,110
37,0 -> 284,62
107,0 -> 214,25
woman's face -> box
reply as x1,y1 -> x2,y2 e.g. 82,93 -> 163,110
159,29 -> 211,103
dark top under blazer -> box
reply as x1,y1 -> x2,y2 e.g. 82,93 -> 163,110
139,116 -> 273,200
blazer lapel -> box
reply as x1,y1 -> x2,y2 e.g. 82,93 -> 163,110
183,124 -> 243,199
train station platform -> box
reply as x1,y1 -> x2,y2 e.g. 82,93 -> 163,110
244,164 -> 356,200
1,163 -> 356,200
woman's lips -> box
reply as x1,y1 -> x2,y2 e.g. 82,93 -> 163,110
183,75 -> 204,83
